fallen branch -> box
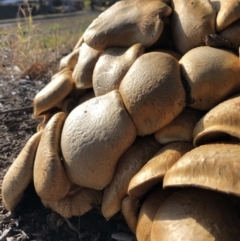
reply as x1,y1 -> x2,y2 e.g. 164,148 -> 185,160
0,105 -> 33,115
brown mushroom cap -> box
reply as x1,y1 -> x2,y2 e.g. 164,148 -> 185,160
42,186 -> 103,218
61,90 -> 137,190
83,0 -> 172,51
2,131 -> 42,211
59,47 -> 80,71
163,143 -> 240,197
102,135 -> 161,220
193,94 -> 240,147
171,0 -> 216,54
128,142 -> 193,199
180,46 -> 240,110
34,112 -> 71,201
151,188 -> 240,241
155,108 -> 204,145
119,52 -> 186,136
93,43 -> 145,97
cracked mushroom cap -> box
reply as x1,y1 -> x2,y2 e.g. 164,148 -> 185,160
34,112 -> 71,201
193,94 -> 240,147
155,108 -> 204,145
83,0 -> 172,51
42,185 -> 103,218
163,143 -> 240,197
102,135 -> 161,220
61,90 -> 137,190
93,43 -> 145,97
151,188 -> 240,241
128,142 -> 193,199
171,0 -> 216,54
180,46 -> 240,110
119,52 -> 186,136
2,131 -> 42,211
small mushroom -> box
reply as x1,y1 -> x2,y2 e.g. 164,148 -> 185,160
128,142 -> 193,199
83,0 -> 172,51
151,188 -> 240,241
163,143 -> 240,197
61,90 -> 137,190
34,112 -> 71,201
193,94 -> 240,147
119,52 -> 186,136
102,135 -> 161,220
59,47 -> 80,71
2,131 -> 42,211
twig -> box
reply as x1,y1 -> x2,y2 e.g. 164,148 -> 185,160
0,105 -> 33,114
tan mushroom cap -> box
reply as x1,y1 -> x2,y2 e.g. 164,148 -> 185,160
34,70 -> 74,117
171,0 -> 216,54
2,131 -> 42,211
122,196 -> 139,234
83,0 -> 172,51
164,143 -> 240,196
102,136 -> 161,220
34,112 -> 71,201
210,0 -> 240,32
42,186 -> 103,218
61,90 -> 137,190
151,188 -> 240,241
128,142 -> 193,199
72,43 -> 101,89
93,43 -> 145,97
155,108 -> 204,145
136,187 -> 173,241
180,46 -> 240,110
193,94 -> 240,147
119,52 -> 186,136
59,47 -> 80,71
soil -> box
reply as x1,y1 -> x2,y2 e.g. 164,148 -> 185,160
0,66 -> 135,241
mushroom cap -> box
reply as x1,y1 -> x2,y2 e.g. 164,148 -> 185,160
163,143 -> 240,197
34,112 -> 71,201
128,142 -> 193,199
72,43 -> 101,89
151,188 -> 240,241
93,43 -> 145,97
61,90 -> 137,190
119,52 -> 186,136
171,0 -> 216,54
83,0 -> 172,51
34,70 -> 74,117
193,94 -> 240,147
2,131 -> 42,211
155,108 -> 204,145
102,135 -> 161,220
59,47 -> 80,71
180,46 -> 240,110
42,186 -> 103,218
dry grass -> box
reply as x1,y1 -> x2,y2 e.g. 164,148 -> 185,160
0,8 -> 98,79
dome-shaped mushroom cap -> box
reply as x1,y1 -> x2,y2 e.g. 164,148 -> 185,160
34,112 -> 71,201
83,0 -> 172,51
171,0 -> 216,54
2,131 -> 42,211
128,142 -> 193,199
163,143 -> 240,197
210,0 -> 240,32
155,108 -> 204,145
61,90 -> 137,190
42,186 -> 103,218
180,46 -> 240,110
151,188 -> 240,241
102,135 -> 161,220
119,52 -> 186,136
136,188 -> 173,241
72,43 -> 101,89
193,94 -> 240,147
93,43 -> 145,97
59,47 -> 80,71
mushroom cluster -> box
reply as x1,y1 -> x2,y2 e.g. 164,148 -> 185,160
2,0 -> 240,240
